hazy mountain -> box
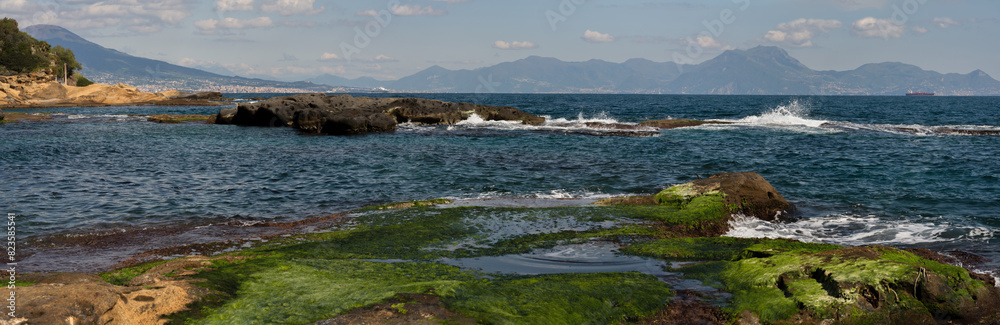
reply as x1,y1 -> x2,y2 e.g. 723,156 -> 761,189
320,46 -> 998,95
306,74 -> 385,89
22,24 -> 333,93
382,56 -> 690,93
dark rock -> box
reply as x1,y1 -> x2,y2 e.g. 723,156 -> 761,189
1,108 -> 5,121
213,107 -> 237,124
174,91 -> 224,100
639,118 -> 731,129
216,93 -> 544,135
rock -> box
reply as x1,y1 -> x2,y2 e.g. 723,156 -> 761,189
147,114 -> 213,124
173,91 -> 224,100
639,118 -> 731,129
668,172 -> 791,222
216,94 -> 544,135
0,108 -> 4,121
213,107 -> 237,125
23,81 -> 67,100
593,172 -> 790,237
651,172 -> 791,222
13,256 -> 216,325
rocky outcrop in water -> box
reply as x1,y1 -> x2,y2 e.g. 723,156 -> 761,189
214,93 -> 544,135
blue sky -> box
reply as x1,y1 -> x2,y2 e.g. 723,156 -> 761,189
4,0 -> 998,81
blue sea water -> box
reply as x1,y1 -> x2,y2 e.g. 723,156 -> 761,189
2,94 -> 999,271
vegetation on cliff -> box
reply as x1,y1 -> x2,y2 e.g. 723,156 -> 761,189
0,18 -> 81,79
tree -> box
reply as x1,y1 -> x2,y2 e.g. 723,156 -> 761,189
0,18 -> 80,76
51,45 -> 81,78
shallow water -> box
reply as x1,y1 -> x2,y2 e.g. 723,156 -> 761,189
2,94 -> 998,274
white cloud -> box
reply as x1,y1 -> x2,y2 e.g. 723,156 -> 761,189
933,17 -> 960,29
356,10 -> 379,17
429,0 -> 471,3
319,52 -> 341,61
261,0 -> 324,16
0,0 -> 41,13
493,40 -> 538,50
216,0 -> 254,12
374,54 -> 397,62
195,17 -> 274,33
763,18 -> 843,47
851,17 -> 905,39
582,29 -> 615,43
694,35 -> 730,50
7,0 -> 194,34
390,4 -> 445,16
912,26 -> 928,34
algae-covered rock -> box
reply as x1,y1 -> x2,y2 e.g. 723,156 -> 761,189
656,172 -> 791,222
594,172 -> 791,237
678,242 -> 1000,324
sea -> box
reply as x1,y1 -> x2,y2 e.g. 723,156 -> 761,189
2,94 -> 999,277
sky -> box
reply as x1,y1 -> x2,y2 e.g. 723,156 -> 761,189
3,0 -> 998,82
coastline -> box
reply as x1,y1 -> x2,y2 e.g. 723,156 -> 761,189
1,73 -> 227,109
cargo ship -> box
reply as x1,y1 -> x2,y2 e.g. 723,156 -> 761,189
905,91 -> 935,96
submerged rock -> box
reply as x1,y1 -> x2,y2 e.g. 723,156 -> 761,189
215,93 -> 544,135
639,118 -> 731,129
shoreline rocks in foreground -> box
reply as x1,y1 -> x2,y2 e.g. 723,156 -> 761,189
11,172 -> 1000,325
214,93 -> 544,135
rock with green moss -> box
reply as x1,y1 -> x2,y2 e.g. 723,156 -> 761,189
594,172 -> 791,236
675,242 -> 1000,324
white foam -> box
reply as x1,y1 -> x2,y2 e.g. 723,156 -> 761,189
725,213 -> 996,246
67,114 -> 139,121
719,100 -> 828,128
449,112 -> 659,136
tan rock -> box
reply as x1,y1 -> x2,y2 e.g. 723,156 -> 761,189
22,82 -> 68,100
11,256 -> 217,325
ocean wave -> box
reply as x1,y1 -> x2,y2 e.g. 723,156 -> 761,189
449,112 -> 660,137
725,213 -> 997,246
716,99 -> 829,128
710,99 -> 1000,136
66,114 -> 143,121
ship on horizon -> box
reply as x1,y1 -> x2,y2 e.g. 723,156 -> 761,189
906,91 -> 935,96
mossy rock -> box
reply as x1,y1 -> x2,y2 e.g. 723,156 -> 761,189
357,198 -> 453,211
680,244 -> 1000,324
596,172 -> 791,237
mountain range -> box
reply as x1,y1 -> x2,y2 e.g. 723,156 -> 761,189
25,25 -> 1000,95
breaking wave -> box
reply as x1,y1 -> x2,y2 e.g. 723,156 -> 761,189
725,213 -> 996,246
711,100 -> 1000,136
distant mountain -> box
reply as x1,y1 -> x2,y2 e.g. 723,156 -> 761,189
306,74 -> 385,89
22,25 -> 335,93
307,46 -> 1000,95
383,56 -> 689,93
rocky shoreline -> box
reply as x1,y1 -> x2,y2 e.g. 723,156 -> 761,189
9,172 -> 999,324
0,72 -> 225,108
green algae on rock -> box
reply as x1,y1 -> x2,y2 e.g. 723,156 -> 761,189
673,242 -> 1000,324
595,172 -> 791,237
